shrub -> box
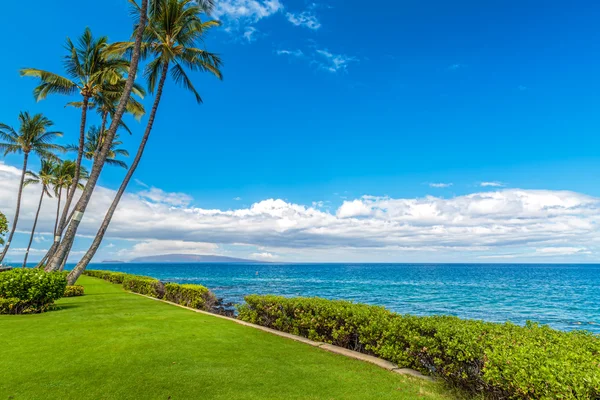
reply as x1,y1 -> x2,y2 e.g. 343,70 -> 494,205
238,295 -> 600,400
164,283 -> 216,311
83,270 -> 128,284
84,270 -> 217,311
0,269 -> 67,314
122,275 -> 165,299
63,285 -> 84,297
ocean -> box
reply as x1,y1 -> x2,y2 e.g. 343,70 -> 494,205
86,262 -> 600,333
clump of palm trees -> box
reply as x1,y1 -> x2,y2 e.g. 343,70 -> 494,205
0,0 -> 222,283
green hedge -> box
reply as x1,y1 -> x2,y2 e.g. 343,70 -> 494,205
238,295 -> 600,399
122,275 -> 165,298
83,270 -> 128,284
0,269 -> 67,314
164,283 -> 216,311
83,270 -> 215,311
63,285 -> 84,297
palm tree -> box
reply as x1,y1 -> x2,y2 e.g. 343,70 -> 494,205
22,160 -> 56,267
67,79 -> 147,137
68,0 -> 222,284
0,112 -> 64,263
35,161 -> 88,269
45,0 -> 149,272
67,126 -> 130,169
21,28 -> 130,247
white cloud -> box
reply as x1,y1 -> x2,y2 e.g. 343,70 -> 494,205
314,49 -> 357,73
250,252 -> 278,260
480,181 -> 505,187
2,161 -> 600,262
137,187 -> 193,207
213,0 -> 283,23
276,49 -> 304,57
286,11 -> 321,29
429,183 -> 453,188
242,26 -> 258,42
233,197 -> 242,201
448,63 -> 465,70
534,247 -> 590,256
118,240 -> 219,259
213,0 -> 282,39
277,48 -> 357,73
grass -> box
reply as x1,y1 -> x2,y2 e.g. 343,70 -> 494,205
0,276 -> 456,400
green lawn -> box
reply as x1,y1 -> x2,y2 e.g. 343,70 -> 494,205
0,276 -> 454,400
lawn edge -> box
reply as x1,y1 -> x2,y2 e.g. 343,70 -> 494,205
125,288 -> 434,382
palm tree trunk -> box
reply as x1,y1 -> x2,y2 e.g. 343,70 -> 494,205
56,95 -> 89,236
68,62 -> 169,284
0,153 -> 29,264
54,187 -> 62,237
93,111 -> 109,161
45,0 -> 149,272
59,238 -> 74,272
23,186 -> 45,267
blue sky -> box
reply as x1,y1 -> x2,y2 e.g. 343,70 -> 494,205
1,0 -> 600,263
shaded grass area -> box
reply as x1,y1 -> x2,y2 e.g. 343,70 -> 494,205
0,276 -> 454,400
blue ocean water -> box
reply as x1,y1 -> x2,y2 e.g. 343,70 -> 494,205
87,263 -> 600,333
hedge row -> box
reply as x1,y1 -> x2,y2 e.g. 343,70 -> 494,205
63,285 -> 85,297
84,270 -> 216,312
0,269 -> 67,314
238,295 -> 600,400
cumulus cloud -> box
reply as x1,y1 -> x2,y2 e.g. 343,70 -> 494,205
213,0 -> 283,23
429,183 -> 453,188
2,161 -> 599,262
286,11 -> 321,29
213,0 -> 282,39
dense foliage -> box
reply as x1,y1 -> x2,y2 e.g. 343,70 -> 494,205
63,285 -> 85,297
83,269 -> 128,284
238,295 -> 600,400
84,270 -> 215,311
164,283 -> 216,311
0,211 -> 7,245
122,275 -> 165,298
0,269 -> 67,313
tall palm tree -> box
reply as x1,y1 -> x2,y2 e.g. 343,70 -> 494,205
21,28 -> 130,247
45,0 -> 150,272
67,126 -> 130,169
67,79 -> 147,137
0,112 -> 64,263
35,161 -> 88,269
22,160 -> 56,267
68,0 -> 222,284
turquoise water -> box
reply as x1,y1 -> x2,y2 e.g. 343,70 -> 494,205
87,263 -> 600,333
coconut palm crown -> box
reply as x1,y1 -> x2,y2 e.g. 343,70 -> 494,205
66,126 -> 130,169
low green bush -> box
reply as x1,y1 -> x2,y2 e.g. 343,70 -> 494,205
122,275 -> 165,298
0,297 -> 29,314
238,295 -> 600,400
83,270 -> 128,284
0,269 -> 67,314
164,283 -> 216,311
84,270 -> 217,312
63,285 -> 84,297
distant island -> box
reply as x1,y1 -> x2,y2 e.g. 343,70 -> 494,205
102,254 -> 265,264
